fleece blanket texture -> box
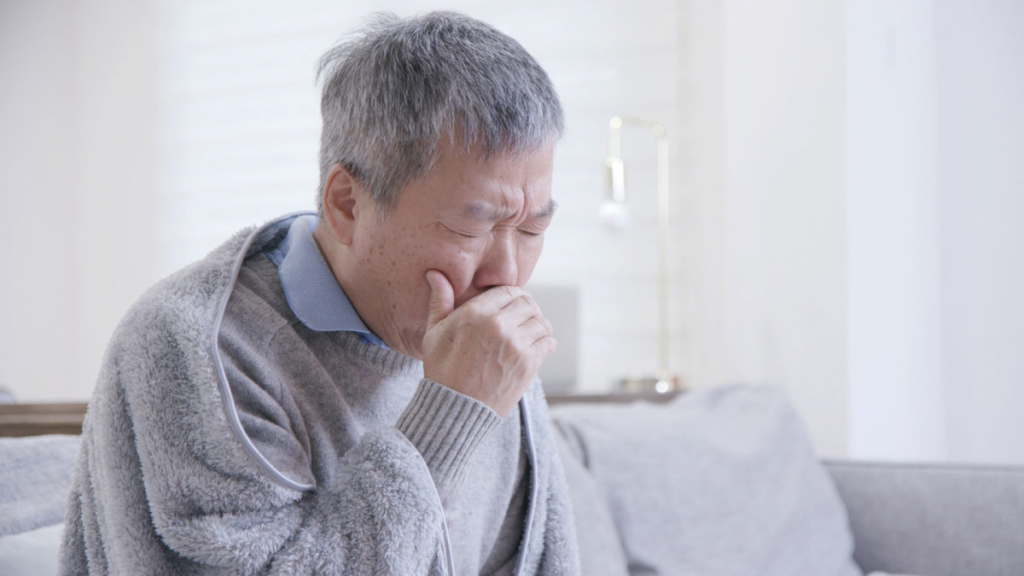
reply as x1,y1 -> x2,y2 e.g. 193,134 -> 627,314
58,216 -> 579,575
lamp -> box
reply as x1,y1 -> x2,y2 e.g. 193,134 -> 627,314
601,116 -> 679,393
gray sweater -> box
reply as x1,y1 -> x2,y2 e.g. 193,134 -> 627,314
59,215 -> 580,575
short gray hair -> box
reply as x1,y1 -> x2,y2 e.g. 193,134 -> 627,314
315,11 -> 564,214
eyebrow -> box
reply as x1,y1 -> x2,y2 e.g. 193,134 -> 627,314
532,199 -> 559,220
463,199 -> 559,222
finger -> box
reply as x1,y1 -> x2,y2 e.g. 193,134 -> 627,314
531,334 -> 558,360
500,296 -> 542,327
466,284 -> 526,313
517,292 -> 543,316
425,270 -> 455,327
517,315 -> 553,343
500,291 -> 543,320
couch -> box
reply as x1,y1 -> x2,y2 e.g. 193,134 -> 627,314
1,387 -> 1022,575
546,386 -> 1024,576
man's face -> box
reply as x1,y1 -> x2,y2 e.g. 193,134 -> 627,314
344,143 -> 555,359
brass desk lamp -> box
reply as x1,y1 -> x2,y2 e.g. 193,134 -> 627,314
601,116 -> 679,393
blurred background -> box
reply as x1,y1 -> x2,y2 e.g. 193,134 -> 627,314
1,0 -> 1021,464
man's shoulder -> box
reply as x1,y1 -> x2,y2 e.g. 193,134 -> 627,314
111,217 -> 295,353
221,251 -> 296,352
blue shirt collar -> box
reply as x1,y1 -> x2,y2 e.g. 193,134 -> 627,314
267,215 -> 388,348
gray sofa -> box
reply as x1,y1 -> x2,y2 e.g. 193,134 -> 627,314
2,391 -> 1023,575
548,387 -> 1024,576
825,460 -> 1024,575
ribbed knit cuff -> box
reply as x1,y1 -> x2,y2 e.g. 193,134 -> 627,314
395,378 -> 502,501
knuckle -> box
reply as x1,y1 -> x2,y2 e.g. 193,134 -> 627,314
537,335 -> 557,356
486,313 -> 505,333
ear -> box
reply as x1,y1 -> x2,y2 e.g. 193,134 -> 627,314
320,163 -> 362,246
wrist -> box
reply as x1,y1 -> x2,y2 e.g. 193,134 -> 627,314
395,379 -> 502,500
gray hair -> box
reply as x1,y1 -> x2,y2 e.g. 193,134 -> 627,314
315,11 -> 564,214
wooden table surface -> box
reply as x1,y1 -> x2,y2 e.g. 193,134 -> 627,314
0,391 -> 682,437
0,403 -> 88,437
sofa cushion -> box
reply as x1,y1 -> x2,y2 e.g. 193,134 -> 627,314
554,422 -> 630,576
0,523 -> 64,576
0,434 -> 81,537
551,384 -> 862,576
828,460 -> 1024,576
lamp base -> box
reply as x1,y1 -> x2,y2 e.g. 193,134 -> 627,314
616,374 -> 683,394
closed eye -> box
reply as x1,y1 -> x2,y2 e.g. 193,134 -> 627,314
439,222 -> 485,239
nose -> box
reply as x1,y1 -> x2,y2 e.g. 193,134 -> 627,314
473,234 -> 519,290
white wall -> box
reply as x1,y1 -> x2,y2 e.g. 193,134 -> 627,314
846,0 -> 947,461
936,0 -> 1024,464
0,0 -> 159,402
844,0 -> 1024,464
682,0 -> 850,458
682,0 -> 1023,462
0,0 -> 78,401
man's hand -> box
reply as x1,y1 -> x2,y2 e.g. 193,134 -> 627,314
421,270 -> 557,418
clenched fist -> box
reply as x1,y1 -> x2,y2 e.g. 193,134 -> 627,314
421,270 -> 557,418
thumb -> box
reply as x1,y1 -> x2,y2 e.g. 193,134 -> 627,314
425,270 -> 454,327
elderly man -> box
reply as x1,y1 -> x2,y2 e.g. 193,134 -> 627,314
60,12 -> 578,576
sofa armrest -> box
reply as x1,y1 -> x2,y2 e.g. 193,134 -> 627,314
824,460 -> 1024,576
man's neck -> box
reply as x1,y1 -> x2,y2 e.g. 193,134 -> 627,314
311,223 -> 422,359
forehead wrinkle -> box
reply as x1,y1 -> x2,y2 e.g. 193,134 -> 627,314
458,169 -> 553,223
462,200 -> 515,222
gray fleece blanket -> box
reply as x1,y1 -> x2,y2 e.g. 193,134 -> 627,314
58,219 -> 579,575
